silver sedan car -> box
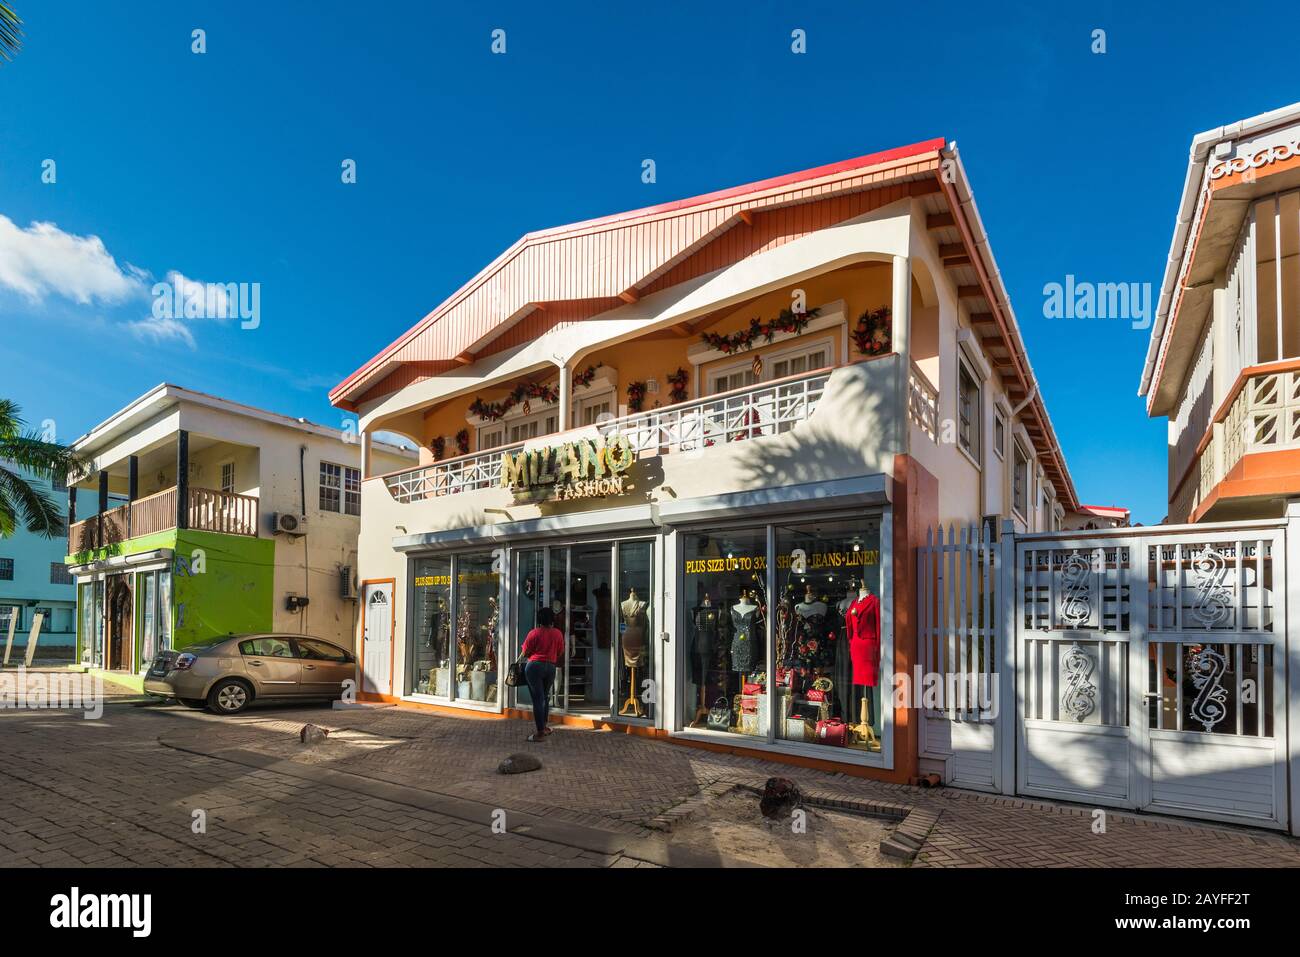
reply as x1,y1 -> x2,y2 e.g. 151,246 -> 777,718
144,633 -> 357,715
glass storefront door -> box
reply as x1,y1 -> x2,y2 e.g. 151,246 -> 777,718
512,538 -> 654,720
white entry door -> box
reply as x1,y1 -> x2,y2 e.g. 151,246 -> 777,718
362,582 -> 394,695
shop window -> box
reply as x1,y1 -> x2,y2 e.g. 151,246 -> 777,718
454,553 -> 501,705
615,540 -> 654,720
957,358 -> 981,460
157,570 -> 171,652
774,518 -> 883,752
682,526 -> 769,738
140,571 -> 156,665
410,556 -> 451,696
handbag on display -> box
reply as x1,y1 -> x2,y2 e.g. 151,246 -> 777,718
814,717 -> 849,747
707,696 -> 732,731
791,701 -> 821,723
505,655 -> 528,688
742,682 -> 764,696
784,716 -> 812,742
805,677 -> 832,704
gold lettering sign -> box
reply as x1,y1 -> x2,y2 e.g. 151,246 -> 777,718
501,433 -> 635,500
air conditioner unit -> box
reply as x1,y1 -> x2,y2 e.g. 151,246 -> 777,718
339,565 -> 359,601
273,512 -> 307,536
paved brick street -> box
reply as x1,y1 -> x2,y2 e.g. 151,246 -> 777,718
1,685 -> 1299,868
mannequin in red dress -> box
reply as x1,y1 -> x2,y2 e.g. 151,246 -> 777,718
844,579 -> 880,747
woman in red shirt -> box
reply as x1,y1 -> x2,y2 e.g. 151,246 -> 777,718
521,607 -> 565,741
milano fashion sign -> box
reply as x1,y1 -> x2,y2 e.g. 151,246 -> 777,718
500,432 -> 636,501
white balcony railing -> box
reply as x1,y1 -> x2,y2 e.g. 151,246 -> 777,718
383,368 -> 835,504
1194,366 -> 1300,513
908,362 -> 939,442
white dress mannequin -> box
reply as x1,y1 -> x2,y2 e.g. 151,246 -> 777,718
618,588 -> 649,717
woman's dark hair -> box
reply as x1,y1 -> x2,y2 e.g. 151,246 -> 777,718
537,607 -> 555,628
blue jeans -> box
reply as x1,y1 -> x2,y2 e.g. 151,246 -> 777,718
525,660 -> 556,734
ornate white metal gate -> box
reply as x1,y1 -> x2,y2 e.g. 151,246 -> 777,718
1013,522 -> 1288,829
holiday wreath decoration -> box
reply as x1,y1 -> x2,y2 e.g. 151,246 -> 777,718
852,306 -> 892,357
626,380 -> 648,413
666,367 -> 690,404
573,362 -> 603,389
455,429 -> 470,456
700,306 -> 821,354
468,380 -> 560,422
431,436 -> 446,461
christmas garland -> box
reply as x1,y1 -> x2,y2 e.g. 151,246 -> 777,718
852,306 -> 892,356
701,306 -> 820,355
431,436 -> 446,461
626,380 -> 648,413
667,367 -> 689,404
455,429 -> 470,455
468,380 -> 560,422
573,362 -> 602,389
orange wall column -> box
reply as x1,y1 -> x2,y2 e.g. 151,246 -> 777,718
890,453 -> 937,783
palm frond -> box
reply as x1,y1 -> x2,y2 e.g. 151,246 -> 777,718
0,428 -> 87,484
0,3 -> 22,64
0,463 -> 62,538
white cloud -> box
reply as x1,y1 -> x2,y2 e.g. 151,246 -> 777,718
126,316 -> 196,349
0,214 -> 142,304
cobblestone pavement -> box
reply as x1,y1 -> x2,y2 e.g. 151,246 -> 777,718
2,694 -> 1299,868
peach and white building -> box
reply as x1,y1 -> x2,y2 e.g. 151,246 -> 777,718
331,138 -> 1084,781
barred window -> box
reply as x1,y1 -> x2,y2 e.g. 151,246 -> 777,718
49,562 -> 72,586
0,558 -> 13,581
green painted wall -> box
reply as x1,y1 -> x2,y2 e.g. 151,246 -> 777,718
171,530 -> 275,648
72,529 -> 276,663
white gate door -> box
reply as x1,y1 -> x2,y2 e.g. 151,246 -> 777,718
361,582 -> 393,695
1015,524 -> 1288,829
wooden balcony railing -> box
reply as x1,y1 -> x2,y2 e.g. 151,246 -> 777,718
67,486 -> 259,554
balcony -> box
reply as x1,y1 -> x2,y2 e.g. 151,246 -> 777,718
384,357 -> 935,504
68,486 -> 259,554
1180,365 -> 1300,520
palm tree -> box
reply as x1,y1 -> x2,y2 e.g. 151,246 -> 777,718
0,399 -> 85,539
0,4 -> 20,63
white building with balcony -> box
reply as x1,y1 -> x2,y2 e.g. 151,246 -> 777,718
331,138 -> 1083,780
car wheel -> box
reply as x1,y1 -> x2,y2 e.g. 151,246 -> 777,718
177,698 -> 207,709
207,679 -> 252,715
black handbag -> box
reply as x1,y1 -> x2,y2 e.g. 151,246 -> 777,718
505,656 -> 529,688
707,696 -> 732,731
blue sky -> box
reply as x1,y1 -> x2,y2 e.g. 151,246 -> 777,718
0,1 -> 1295,524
